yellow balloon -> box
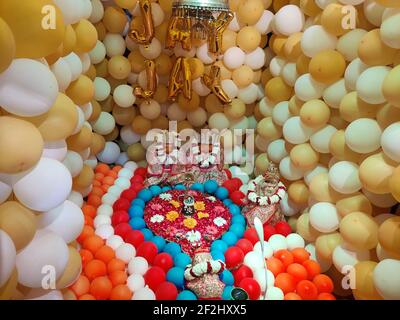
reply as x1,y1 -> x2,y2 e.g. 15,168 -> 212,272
300,0 -> 321,17
339,211 -> 379,250
378,216 -> 400,255
265,77 -> 293,103
288,95 -> 304,115
320,4 -> 351,36
359,152 -> 397,195
66,75 -> 95,105
237,0 -> 264,25
283,32 -> 303,62
300,99 -> 331,128
62,25 -> 77,56
353,261 -> 383,300
127,142 -> 146,161
0,18 -> 15,73
329,130 -> 361,163
358,29 -> 397,66
257,117 -> 283,140
309,50 -> 346,84
73,165 -> 94,190
66,126 -> 93,152
296,212 -> 322,242
0,116 -> 44,174
309,173 -> 346,203
389,165 -> 400,202
376,0 -> 400,7
335,193 -> 372,217
0,0 -> 65,58
382,65 -> 400,108
288,180 -> 309,206
0,201 -> 37,251
73,19 -> 98,53
18,93 -> 78,142
0,268 -> 18,300
339,92 -> 380,123
315,232 -> 342,261
290,143 -> 319,170
56,246 -> 82,289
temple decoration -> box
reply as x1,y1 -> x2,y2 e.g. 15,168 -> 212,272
242,162 -> 286,228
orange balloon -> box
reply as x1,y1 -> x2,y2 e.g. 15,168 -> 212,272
274,250 -> 294,268
83,235 -> 104,254
266,257 -> 285,277
287,263 -> 308,283
296,280 -> 318,300
84,215 -> 94,227
284,292 -> 302,300
82,205 -> 97,218
107,170 -> 118,179
79,293 -> 96,300
79,249 -> 94,268
84,259 -> 107,280
70,275 -> 90,298
87,195 -> 102,208
113,166 -> 122,173
302,260 -> 321,280
275,273 -> 296,294
95,246 -> 116,264
318,292 -> 336,300
107,258 -> 126,274
96,163 -> 110,175
109,270 -> 128,287
103,176 -> 115,186
95,173 -> 105,182
91,187 -> 105,198
291,248 -> 311,264
110,284 -> 132,300
90,276 -> 113,300
77,225 -> 95,243
313,274 -> 334,293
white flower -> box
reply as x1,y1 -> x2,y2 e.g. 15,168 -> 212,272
259,197 -> 269,206
270,195 -> 280,203
207,196 -> 216,202
247,181 -> 256,192
214,217 -> 227,227
186,230 -> 201,243
150,214 -> 165,223
248,192 -> 258,202
159,193 -> 172,201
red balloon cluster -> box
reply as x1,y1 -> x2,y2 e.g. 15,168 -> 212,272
137,241 -> 158,264
225,246 -> 244,269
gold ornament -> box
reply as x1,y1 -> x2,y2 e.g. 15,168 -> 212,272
129,0 -> 155,45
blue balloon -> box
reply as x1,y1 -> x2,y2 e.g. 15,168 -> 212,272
232,215 -> 246,226
219,270 -> 234,286
222,286 -> 233,300
140,228 -> 154,241
128,205 -> 144,218
131,198 -> 145,208
228,204 -> 241,216
222,231 -> 238,246
174,184 -> 186,190
151,236 -> 166,251
204,180 -> 218,194
215,187 -> 229,200
223,199 -> 233,206
211,240 -> 228,253
138,189 -> 153,202
177,290 -> 197,300
174,253 -> 191,269
161,186 -> 172,192
166,267 -> 185,289
149,185 -> 162,196
129,217 -> 146,230
190,183 -> 204,192
211,250 -> 225,262
229,224 -> 245,238
163,242 -> 181,258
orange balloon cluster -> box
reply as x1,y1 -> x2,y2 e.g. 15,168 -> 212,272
70,163 -> 131,300
266,248 -> 335,300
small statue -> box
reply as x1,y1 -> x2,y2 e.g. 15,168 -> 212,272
242,162 -> 286,228
181,194 -> 195,216
184,249 -> 225,300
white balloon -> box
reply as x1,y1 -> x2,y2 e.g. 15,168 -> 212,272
255,10 -> 274,35
16,230 -> 69,288
13,158 -> 72,211
323,79 -> 348,109
304,165 -> 328,186
25,289 -> 64,300
64,52 -> 83,82
42,140 -> 68,161
245,47 -> 266,70
67,190 -> 83,208
332,244 -> 370,273
0,230 -> 16,287
329,161 -> 362,194
268,234 -> 288,252
286,233 -> 305,250
280,193 -> 300,217
265,287 -> 284,300
62,151 -> 84,178
127,274 -> 145,292
267,139 -> 288,164
309,202 -> 340,233
97,142 -> 120,164
381,122 -> 400,162
345,118 -> 382,154
301,25 -> 337,58
51,58 -> 72,92
373,259 -> 400,300
356,66 -> 391,104
53,0 -> 85,24
253,241 -> 274,259
132,287 -> 156,300
344,58 -> 368,91
128,257 -> 149,276
93,215 -> 111,228
279,156 -> 304,181
274,5 -> 304,36
295,73 -> 327,101
38,200 -> 84,243
224,47 -> 246,69
283,116 -> 316,144
243,251 -> 264,271
0,180 -> 12,205
254,268 -> 275,293
0,59 -> 58,116
95,224 -> 114,239
116,243 -> 136,263
272,101 -> 290,126
106,235 -> 124,250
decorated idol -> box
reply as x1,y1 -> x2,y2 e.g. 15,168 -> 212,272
242,162 -> 286,228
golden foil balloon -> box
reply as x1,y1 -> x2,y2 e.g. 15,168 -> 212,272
134,60 -> 158,100
202,65 -> 231,104
166,8 -> 192,50
207,11 -> 233,54
168,57 -> 192,100
129,0 -> 155,45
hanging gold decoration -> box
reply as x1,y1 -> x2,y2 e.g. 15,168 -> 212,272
168,57 -> 192,100
202,65 -> 231,104
207,11 -> 233,54
129,0 -> 155,45
134,60 -> 157,100
166,8 -> 192,51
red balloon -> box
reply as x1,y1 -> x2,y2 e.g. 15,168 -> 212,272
131,183 -> 144,193
155,282 -> 178,300
144,267 -> 166,291
244,228 -> 259,245
233,265 -> 253,286
153,253 -> 174,273
223,180 -> 237,194
135,167 -> 147,177
231,177 -> 243,189
263,224 -> 276,241
275,221 -> 292,236
111,211 -> 129,226
239,278 -> 261,300
121,189 -> 137,201
236,239 -> 254,255
224,169 -> 232,179
124,230 -> 145,248
114,223 -> 132,238
225,246 -> 244,269
130,175 -> 144,184
113,198 -> 130,211
230,190 -> 245,205
137,241 -> 158,264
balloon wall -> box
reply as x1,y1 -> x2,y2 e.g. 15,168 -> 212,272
1,0 -> 400,300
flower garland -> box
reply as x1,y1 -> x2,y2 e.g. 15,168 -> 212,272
247,175 -> 286,206
184,259 -> 226,281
